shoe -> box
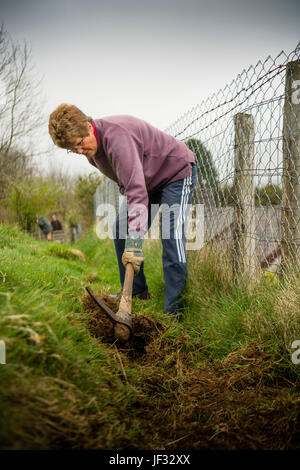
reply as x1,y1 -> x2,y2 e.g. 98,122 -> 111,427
108,288 -> 151,300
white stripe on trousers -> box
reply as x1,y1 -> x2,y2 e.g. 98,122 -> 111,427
175,174 -> 192,263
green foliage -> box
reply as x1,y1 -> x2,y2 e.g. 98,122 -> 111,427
75,229 -> 107,262
72,174 -> 102,230
0,168 -> 103,234
4,177 -> 64,232
185,138 -> 219,196
218,183 -> 235,206
255,184 -> 282,206
218,183 -> 282,207
74,174 -> 102,200
0,223 -> 29,248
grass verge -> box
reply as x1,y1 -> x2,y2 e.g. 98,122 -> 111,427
0,224 -> 299,450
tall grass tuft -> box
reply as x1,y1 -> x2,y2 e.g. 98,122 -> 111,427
185,246 -> 300,379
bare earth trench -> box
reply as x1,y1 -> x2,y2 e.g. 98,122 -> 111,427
83,293 -> 300,451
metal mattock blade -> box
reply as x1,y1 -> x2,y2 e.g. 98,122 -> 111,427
85,286 -> 132,331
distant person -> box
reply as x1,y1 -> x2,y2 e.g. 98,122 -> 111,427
51,215 -> 63,231
36,215 -> 53,241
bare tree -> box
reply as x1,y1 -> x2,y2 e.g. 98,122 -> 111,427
0,25 -> 45,191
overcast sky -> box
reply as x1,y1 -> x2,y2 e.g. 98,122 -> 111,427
1,0 -> 300,176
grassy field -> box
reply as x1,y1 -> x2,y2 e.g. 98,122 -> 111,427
0,223 -> 299,450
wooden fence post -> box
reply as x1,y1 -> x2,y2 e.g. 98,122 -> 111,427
232,112 -> 256,284
281,60 -> 300,271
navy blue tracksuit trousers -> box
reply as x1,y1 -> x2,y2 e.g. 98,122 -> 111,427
113,163 -> 197,314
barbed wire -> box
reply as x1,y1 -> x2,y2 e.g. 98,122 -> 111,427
172,65 -> 286,141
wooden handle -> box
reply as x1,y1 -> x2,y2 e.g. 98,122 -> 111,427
119,263 -> 135,314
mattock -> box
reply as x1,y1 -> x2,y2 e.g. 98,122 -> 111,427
85,262 -> 134,343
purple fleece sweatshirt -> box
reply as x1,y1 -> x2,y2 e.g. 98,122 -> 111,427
88,115 -> 195,235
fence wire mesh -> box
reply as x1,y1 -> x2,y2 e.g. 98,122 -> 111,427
94,43 -> 300,283
93,177 -> 120,219
165,42 -> 300,281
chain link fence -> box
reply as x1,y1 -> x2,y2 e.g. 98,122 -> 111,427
94,43 -> 300,283
166,42 -> 300,282
93,177 -> 121,220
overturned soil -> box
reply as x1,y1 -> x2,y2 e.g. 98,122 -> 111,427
83,292 -> 300,450
83,293 -> 166,357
